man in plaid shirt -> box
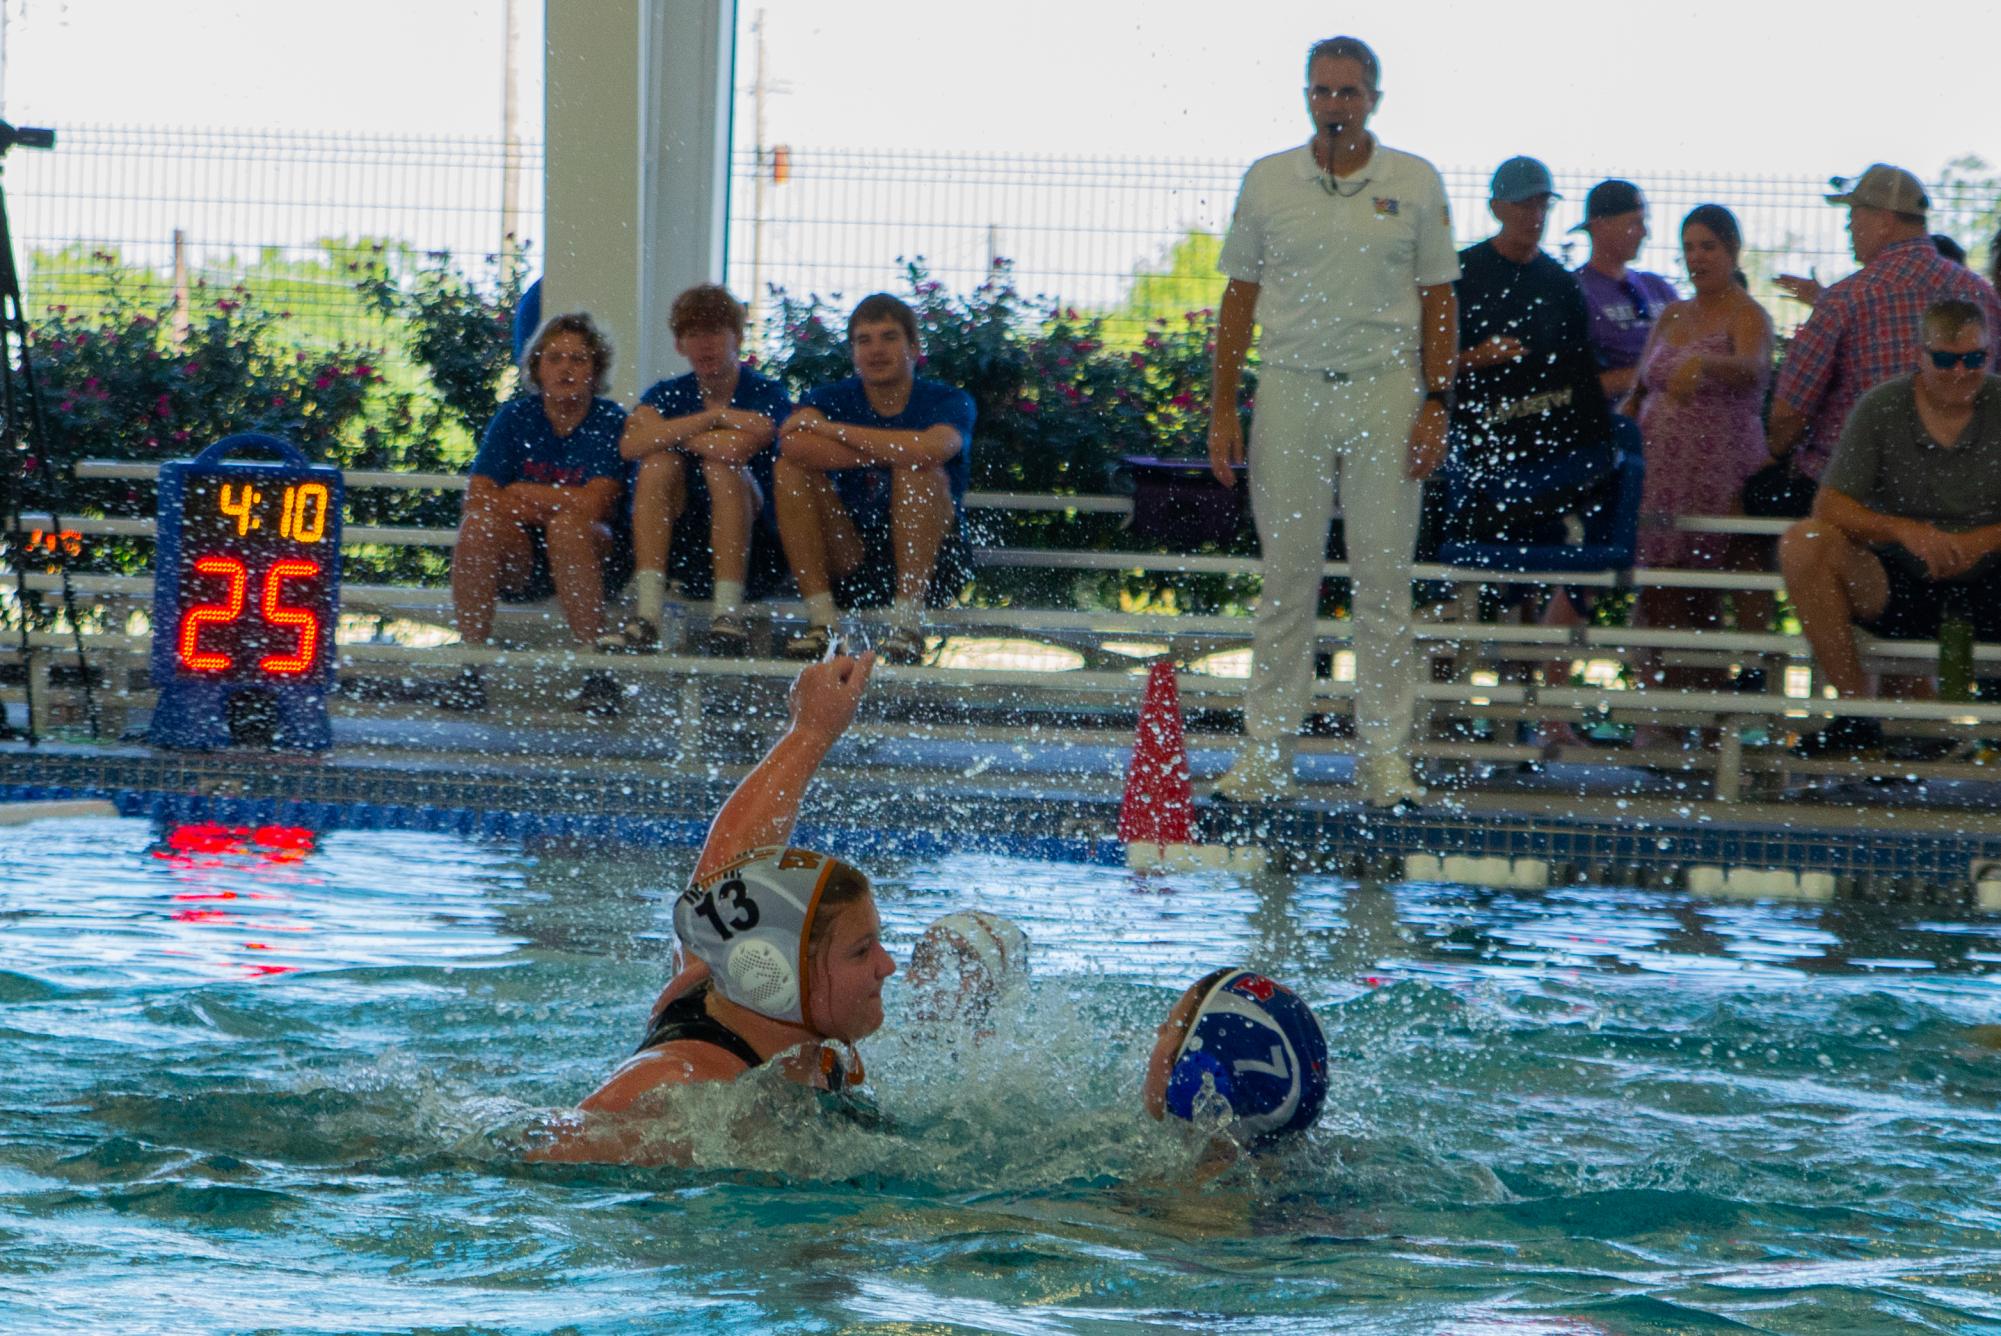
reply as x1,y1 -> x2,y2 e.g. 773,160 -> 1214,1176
1769,164 -> 2001,479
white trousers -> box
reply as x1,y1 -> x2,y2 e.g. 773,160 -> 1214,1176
1242,365 -> 1422,765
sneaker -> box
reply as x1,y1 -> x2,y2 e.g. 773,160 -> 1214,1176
435,666 -> 487,712
877,625 -> 927,666
1357,754 -> 1427,808
573,670 -> 623,718
703,613 -> 753,658
1793,714 -> 1883,759
595,616 -> 659,654
1214,742 -> 1297,802
783,623 -> 833,661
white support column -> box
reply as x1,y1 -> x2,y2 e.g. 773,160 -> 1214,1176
543,0 -> 736,402
637,1 -> 736,383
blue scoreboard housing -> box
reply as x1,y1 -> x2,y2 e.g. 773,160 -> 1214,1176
148,434 -> 344,750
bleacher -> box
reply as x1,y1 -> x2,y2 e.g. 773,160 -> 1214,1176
8,457 -> 2001,805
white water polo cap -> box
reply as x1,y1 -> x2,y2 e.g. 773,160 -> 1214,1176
1164,970 -> 1329,1142
674,845 -> 861,1031
923,911 -> 1028,988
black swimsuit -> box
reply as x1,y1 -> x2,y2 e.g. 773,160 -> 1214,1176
633,983 -> 880,1125
635,983 -> 763,1068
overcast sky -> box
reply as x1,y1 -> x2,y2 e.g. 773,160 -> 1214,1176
6,0 -> 1997,182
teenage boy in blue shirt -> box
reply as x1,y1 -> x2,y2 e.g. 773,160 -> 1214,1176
774,293 -> 976,664
607,284 -> 791,656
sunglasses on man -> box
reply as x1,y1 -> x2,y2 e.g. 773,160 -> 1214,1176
1927,348 -> 1989,370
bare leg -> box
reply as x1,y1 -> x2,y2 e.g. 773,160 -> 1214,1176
1778,521 -> 1891,699
631,452 -> 687,578
702,459 -> 756,588
889,464 -> 953,605
775,459 -> 865,599
452,494 -> 537,645
545,510 -> 612,645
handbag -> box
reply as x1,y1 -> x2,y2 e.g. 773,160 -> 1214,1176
1740,457 -> 1816,519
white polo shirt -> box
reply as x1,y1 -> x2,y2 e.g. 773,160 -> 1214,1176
1217,141 -> 1459,376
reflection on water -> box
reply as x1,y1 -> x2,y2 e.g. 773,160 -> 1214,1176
2,817 -> 1999,1333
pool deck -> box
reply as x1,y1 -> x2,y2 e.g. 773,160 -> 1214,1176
7,702 -> 2001,906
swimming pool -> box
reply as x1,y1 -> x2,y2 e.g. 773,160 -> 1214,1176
5,816 -> 2000,1333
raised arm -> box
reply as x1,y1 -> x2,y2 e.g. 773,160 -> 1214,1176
691,652 -> 876,882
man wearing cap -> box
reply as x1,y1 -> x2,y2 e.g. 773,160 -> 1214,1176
1437,157 -> 1612,547
1770,164 -> 2001,480
1571,180 -> 1679,401
1207,34 -> 1460,807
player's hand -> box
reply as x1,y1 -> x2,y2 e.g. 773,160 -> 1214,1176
1774,273 -> 1823,307
1208,410 -> 1245,488
1406,399 -> 1449,479
788,650 -> 875,742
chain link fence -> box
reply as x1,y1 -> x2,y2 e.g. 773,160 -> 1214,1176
13,126 -> 1997,346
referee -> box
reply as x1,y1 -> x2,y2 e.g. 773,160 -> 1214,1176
1208,34 -> 1460,807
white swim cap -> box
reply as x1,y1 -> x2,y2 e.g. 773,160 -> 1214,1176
924,910 -> 1028,987
673,845 -> 864,1031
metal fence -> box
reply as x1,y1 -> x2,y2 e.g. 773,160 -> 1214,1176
12,125 -> 1997,347
10,126 -> 541,342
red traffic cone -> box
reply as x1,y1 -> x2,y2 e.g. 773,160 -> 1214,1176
1120,658 -> 1195,846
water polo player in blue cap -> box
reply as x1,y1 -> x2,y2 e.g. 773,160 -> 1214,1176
533,652 -> 895,1160
1142,968 -> 1329,1149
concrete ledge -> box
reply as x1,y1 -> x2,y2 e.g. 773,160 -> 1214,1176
0,798 -> 120,825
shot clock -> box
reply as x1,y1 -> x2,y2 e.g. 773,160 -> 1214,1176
149,434 -> 344,750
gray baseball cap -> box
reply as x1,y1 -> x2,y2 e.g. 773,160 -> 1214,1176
1827,164 -> 1929,217
1490,156 -> 1560,204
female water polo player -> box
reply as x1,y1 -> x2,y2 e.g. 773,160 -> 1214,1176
1143,968 -> 1329,1151
906,909 -> 1028,1034
531,652 -> 894,1160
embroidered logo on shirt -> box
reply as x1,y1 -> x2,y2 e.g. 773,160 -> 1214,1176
1373,197 -> 1400,216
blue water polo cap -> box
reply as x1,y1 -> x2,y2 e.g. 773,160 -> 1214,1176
1164,970 -> 1329,1142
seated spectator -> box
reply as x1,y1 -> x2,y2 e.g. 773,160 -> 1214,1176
1627,205 -> 1773,619
1768,164 -> 2001,481
604,284 -> 790,656
444,313 -> 627,714
1570,179 -> 1679,402
774,293 -> 976,665
1437,156 -> 1613,550
1779,299 -> 2001,754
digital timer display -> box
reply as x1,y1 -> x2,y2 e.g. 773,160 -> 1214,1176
150,434 -> 344,751
172,475 -> 335,680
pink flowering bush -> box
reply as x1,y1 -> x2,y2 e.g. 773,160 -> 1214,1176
23,253 -> 510,583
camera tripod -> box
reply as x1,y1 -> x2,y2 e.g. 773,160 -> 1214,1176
0,119 -> 99,743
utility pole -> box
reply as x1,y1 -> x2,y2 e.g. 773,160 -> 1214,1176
499,0 -> 524,260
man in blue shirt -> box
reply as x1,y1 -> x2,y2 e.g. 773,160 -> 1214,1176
606,285 -> 791,656
775,293 -> 976,664
448,313 -> 626,713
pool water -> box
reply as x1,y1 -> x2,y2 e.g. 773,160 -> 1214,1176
5,817 -> 2001,1333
